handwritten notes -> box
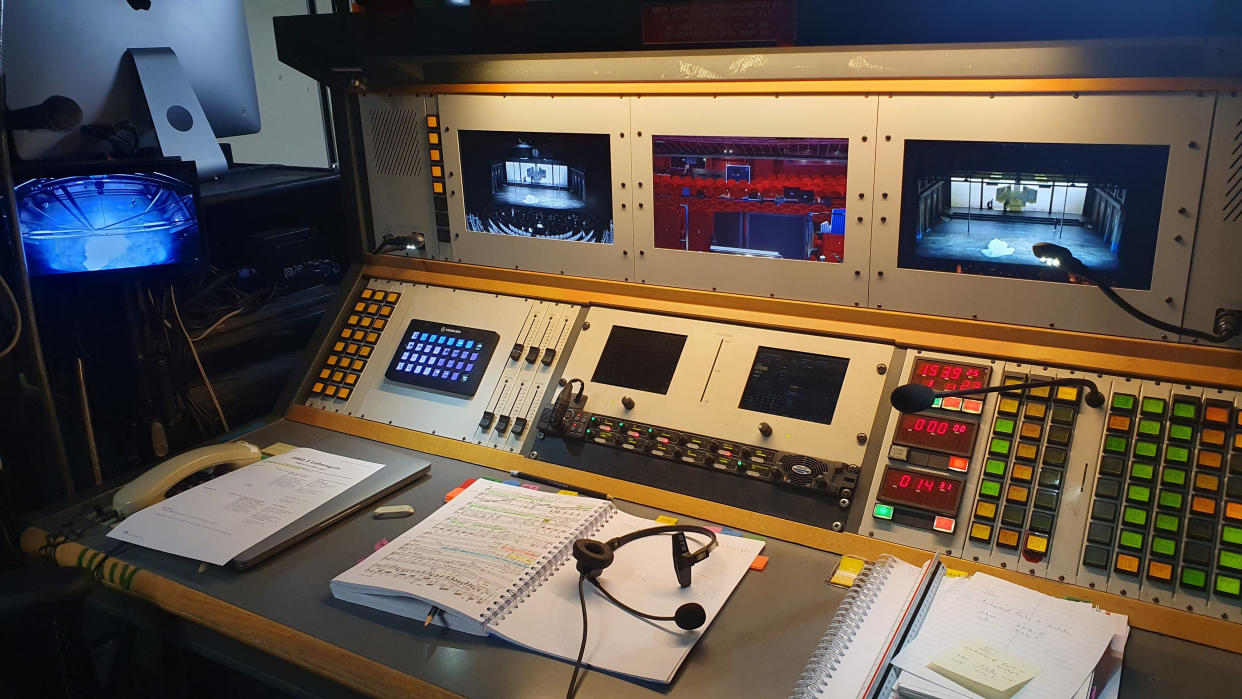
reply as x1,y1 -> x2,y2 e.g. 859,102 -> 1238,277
891,573 -> 1122,699
928,641 -> 1040,699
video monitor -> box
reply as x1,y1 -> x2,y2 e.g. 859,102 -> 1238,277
897,140 -> 1169,290
7,159 -> 204,277
738,347 -> 850,425
591,326 -> 687,395
458,130 -> 614,244
651,135 -> 849,262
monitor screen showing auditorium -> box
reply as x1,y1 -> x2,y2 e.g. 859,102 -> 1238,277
651,135 -> 849,262
458,130 -> 614,244
896,140 -> 1169,290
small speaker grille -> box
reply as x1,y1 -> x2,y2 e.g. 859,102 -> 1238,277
368,108 -> 425,178
1225,113 -> 1242,222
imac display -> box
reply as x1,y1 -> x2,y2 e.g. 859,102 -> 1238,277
897,140 -> 1169,290
9,160 -> 204,277
738,347 -> 850,425
459,130 -> 614,243
591,326 -> 686,395
651,136 -> 849,262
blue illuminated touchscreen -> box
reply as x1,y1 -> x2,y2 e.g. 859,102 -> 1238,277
385,319 -> 499,397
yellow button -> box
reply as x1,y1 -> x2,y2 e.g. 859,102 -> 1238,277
1012,463 -> 1034,483
360,317 -> 373,327
1014,442 -> 1038,462
373,319 -> 386,330
344,373 -> 358,385
996,529 -> 1020,548
366,303 -> 379,314
360,289 -> 373,299
347,314 -> 360,326
354,302 -> 366,312
352,359 -> 365,371
1055,385 -> 1079,402
333,341 -> 345,352
1147,560 -> 1173,581
428,132 -> 440,145
366,332 -> 380,343
998,397 -> 1020,416
318,368 -> 331,379
1028,384 -> 1051,399
311,382 -> 325,394
1195,473 -> 1220,493
1115,553 -> 1140,574
433,181 -> 444,194
326,355 -> 339,366
1020,422 -> 1043,441
352,330 -> 365,341
386,292 -> 400,303
337,387 -> 351,400
360,346 -> 373,358
1024,533 -> 1048,554
1006,484 -> 1029,504
1024,402 -> 1047,420
380,306 -> 393,317
1191,496 -> 1216,516
346,343 -> 359,355
426,115 -> 438,128
340,328 -> 351,339
975,501 -> 997,520
324,385 -> 338,397
431,165 -> 443,178
969,522 -> 992,542
331,370 -> 345,382
430,148 -> 441,161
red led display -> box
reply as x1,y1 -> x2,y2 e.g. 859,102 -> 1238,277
911,358 -> 990,393
877,466 -> 963,515
892,414 -> 978,457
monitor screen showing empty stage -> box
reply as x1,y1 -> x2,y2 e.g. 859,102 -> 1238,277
458,130 -> 614,244
897,140 -> 1169,290
591,326 -> 687,395
651,135 -> 850,263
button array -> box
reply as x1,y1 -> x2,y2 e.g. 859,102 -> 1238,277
969,372 -> 1079,558
309,287 -> 400,402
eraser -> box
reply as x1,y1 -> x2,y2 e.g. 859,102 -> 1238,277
373,505 -> 414,519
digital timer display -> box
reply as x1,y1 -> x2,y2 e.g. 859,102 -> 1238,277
877,466 -> 963,515
892,414 -> 978,457
910,358 -> 990,393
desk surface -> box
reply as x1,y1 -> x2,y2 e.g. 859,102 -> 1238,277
27,419 -> 1242,698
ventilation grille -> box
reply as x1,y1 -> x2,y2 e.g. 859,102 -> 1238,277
778,454 -> 827,486
367,108 -> 425,178
1226,113 -> 1242,222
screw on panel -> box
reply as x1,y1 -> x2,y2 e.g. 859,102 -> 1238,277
831,521 -> 843,531
582,321 -> 590,330
880,216 -> 887,223
1166,297 -> 1174,304
856,433 -> 867,445
529,451 -> 539,459
1174,235 -> 1184,243
876,363 -> 887,375
839,498 -> 851,508
1188,141 -> 1199,149
861,135 -> 868,142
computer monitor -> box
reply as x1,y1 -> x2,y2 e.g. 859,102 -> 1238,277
7,159 -> 205,278
3,0 -> 260,176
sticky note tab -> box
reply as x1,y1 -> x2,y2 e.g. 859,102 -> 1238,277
749,554 -> 769,571
830,556 -> 867,587
656,515 -> 679,525
520,484 -> 541,490
557,490 -> 578,496
742,532 -> 766,542
459,478 -> 477,488
502,479 -> 522,486
260,442 -> 298,457
928,640 -> 1041,699
444,486 -> 466,502
944,567 -> 971,578
705,525 -> 723,534
720,528 -> 742,537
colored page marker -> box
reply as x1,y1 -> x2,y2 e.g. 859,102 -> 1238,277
655,515 -> 679,525
749,555 -> 769,571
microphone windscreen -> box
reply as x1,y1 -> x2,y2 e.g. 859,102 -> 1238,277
890,383 -> 936,413
43,95 -> 82,133
674,603 -> 706,630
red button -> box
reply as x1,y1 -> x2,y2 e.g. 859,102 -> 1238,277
933,516 -> 956,533
962,399 -> 984,414
656,436 -> 670,444
600,425 -> 612,432
941,397 -> 964,411
948,456 -> 969,472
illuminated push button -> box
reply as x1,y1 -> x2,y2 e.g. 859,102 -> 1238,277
872,503 -> 894,520
1092,499 -> 1118,522
1133,440 -> 1158,460
997,397 -> 1020,416
1087,521 -> 1113,545
948,456 -> 969,473
1220,550 -> 1242,572
345,343 -> 359,355
1046,425 -> 1072,447
1114,553 -> 1141,575
360,289 -> 373,300
1223,524 -> 1242,546
941,397 -> 964,411
1050,405 -> 1076,425
1215,575 -> 1242,598
311,382 -> 325,394
353,301 -> 366,312
1111,393 -> 1137,414
1042,448 -> 1067,468
1194,473 -> 1220,494
1169,424 -> 1194,443
1024,402 -> 1047,421
932,516 -> 955,534
1131,462 -> 1155,481
1027,381 -> 1052,400
1136,418 -> 1162,438
1011,463 -> 1034,483
962,399 -> 984,414
931,397 -> 942,409
1098,455 -> 1125,477
1126,483 -> 1152,504
1203,429 -> 1226,448
318,368 -> 331,379
1037,468 -> 1063,489
1229,477 -> 1242,499
979,479 -> 1003,499
1189,518 -> 1217,542
352,329 -> 366,341
360,347 -> 373,358
975,501 -> 997,521
1019,422 -> 1043,441
1014,443 -> 1039,463
360,317 -> 373,328
1227,502 -> 1242,523
1082,545 -> 1110,569
1190,496 -> 1216,516
969,522 -> 993,542
1095,478 -> 1121,500
1161,467 -> 1188,488
373,319 -> 386,330
993,417 -> 1016,436
386,292 -> 400,303
1171,396 -> 1199,423
1141,397 -> 1167,417
340,328 -> 352,339
1154,513 -> 1180,534
324,385 -> 338,397
983,458 -> 1007,477
425,114 -> 438,128
1180,567 -> 1208,590
352,359 -> 365,371
1236,433 -> 1242,453
337,387 -> 351,400
996,528 -> 1021,549
326,355 -> 339,366
1033,488 -> 1058,511
1001,504 -> 1026,527
1054,385 -> 1080,403
1024,533 -> 1049,555
1028,511 -> 1054,534
1146,561 -> 1174,583
1006,484 -> 1030,504
1151,536 -> 1177,558
366,332 -> 380,344
379,305 -> 393,317
989,438 -> 1011,456
331,370 -> 345,382
1107,415 -> 1132,433
366,303 -> 379,315
1203,402 -> 1231,426
1122,506 -> 1148,527
347,314 -> 360,326
1158,490 -> 1184,510
1002,374 -> 1028,396
1166,446 -> 1190,467
1103,435 -> 1128,455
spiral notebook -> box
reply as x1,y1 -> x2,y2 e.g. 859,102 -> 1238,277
790,554 -> 940,699
330,479 -> 764,683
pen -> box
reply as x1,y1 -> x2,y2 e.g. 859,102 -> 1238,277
508,470 -> 612,500
425,606 -> 440,627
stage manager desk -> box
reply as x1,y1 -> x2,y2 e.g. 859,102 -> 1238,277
21,420 -> 1240,698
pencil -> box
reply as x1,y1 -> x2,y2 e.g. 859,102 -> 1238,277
425,605 -> 440,627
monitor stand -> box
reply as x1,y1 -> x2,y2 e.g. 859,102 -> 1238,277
128,47 -> 228,179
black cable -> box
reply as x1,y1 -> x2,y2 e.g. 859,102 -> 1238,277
567,575 -> 590,699
1093,280 -> 1234,343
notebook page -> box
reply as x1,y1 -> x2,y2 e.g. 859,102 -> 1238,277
332,480 -> 609,625
493,509 -> 764,683
891,573 -> 1119,699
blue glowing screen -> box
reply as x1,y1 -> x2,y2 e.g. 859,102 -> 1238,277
15,171 -> 201,276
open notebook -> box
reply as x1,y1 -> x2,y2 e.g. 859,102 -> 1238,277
331,480 -> 764,683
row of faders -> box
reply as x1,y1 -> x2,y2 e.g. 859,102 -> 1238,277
964,371 -> 1083,571
1083,381 -> 1242,618
310,287 -> 401,401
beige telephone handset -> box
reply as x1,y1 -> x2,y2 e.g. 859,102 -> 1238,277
113,441 -> 262,516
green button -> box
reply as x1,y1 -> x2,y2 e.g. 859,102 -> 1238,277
1221,550 -> 1242,571
994,418 -> 1016,436
1123,506 -> 1148,526
1127,484 -> 1151,503
1215,575 -> 1241,597
1172,401 -> 1198,420
1112,393 -> 1136,412
872,503 -> 894,519
1182,568 -> 1207,589
1141,397 -> 1166,416
931,397 -> 943,408
980,480 -> 1002,498
1134,441 -> 1159,460
1119,530 -> 1145,550
1155,513 -> 1180,533
1166,445 -> 1189,465
1169,424 -> 1194,442
1224,526 -> 1242,546
990,438 -> 1011,456
1131,462 -> 1154,481
1158,490 -> 1184,509
1162,468 -> 1187,487
984,458 -> 1007,477
1136,419 -> 1162,437
1104,435 -> 1128,454
1151,536 -> 1177,557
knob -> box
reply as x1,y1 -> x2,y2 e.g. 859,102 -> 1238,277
757,422 -> 772,438
621,396 -> 635,411
813,474 -> 829,489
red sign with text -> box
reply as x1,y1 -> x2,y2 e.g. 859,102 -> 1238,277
642,0 -> 796,45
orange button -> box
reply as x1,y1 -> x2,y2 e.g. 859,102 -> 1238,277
333,341 -> 345,352
430,148 -> 441,161
1024,402 -> 1047,420
1191,496 -> 1217,516
360,289 -> 373,299
380,306 -> 393,317
431,165 -> 443,178
969,522 -> 993,542
337,387 -> 351,400
366,303 -> 379,314
426,115 -> 438,128
360,346 -> 373,358
386,292 -> 399,303
1015,443 -> 1039,462
373,319 -> 387,330
1147,560 -> 1173,582
1199,450 -> 1223,470
311,382 -> 325,394
1195,473 -> 1220,493
340,328 -> 352,339
331,370 -> 345,382
1226,501 -> 1242,522
366,332 -> 380,343
360,317 -> 373,327
975,501 -> 997,520
324,384 -> 337,397
1108,415 -> 1131,432
344,373 -> 359,385
1007,484 -> 1029,504
326,355 -> 339,366
1011,464 -> 1034,483
346,343 -> 359,355
352,359 -> 365,371
1235,434 -> 1242,452
318,368 -> 331,379
433,181 -> 445,194
1020,422 -> 1043,440
1204,405 -> 1230,425
354,302 -> 366,312
352,330 -> 365,341
996,529 -> 1021,548
428,132 -> 440,145
1024,533 -> 1049,554
1203,428 -> 1226,447
347,314 -> 360,326
1115,553 -> 1140,574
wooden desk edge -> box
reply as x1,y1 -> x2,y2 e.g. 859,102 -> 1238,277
18,527 -> 463,699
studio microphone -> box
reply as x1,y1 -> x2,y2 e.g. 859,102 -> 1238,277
6,95 -> 83,133
890,377 -> 1105,414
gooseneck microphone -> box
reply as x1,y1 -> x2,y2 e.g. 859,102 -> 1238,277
6,95 -> 83,133
890,377 -> 1105,414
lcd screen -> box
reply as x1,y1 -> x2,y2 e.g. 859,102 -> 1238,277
459,130 -> 614,244
891,414 -> 979,457
738,347 -> 850,425
651,135 -> 849,262
591,326 -> 687,395
897,140 -> 1168,290
909,358 -> 990,392
877,466 -> 963,515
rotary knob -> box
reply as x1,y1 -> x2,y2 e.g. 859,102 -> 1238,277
758,422 -> 773,437
621,396 -> 635,411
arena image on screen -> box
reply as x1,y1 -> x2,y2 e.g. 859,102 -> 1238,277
651,135 -> 849,262
458,130 -> 614,244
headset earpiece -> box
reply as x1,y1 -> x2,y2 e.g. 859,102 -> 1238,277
573,538 -> 613,579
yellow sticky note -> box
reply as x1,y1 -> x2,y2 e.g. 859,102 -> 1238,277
829,555 -> 868,587
928,641 -> 1041,699
557,490 -> 578,496
261,442 -> 298,457
656,515 -> 679,525
944,567 -> 971,578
